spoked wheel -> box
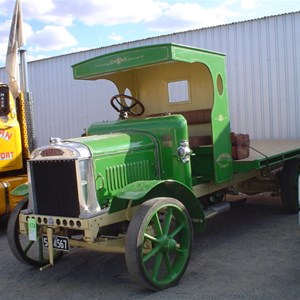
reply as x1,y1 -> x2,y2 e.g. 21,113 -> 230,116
125,198 -> 193,291
281,158 -> 300,213
7,197 -> 63,268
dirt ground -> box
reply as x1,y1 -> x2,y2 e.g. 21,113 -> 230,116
0,195 -> 299,300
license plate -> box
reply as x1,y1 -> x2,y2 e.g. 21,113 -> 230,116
42,235 -> 70,251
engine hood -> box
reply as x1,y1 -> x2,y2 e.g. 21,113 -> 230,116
70,131 -> 156,157
31,132 -> 156,161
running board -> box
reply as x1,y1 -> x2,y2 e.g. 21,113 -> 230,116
204,201 -> 230,219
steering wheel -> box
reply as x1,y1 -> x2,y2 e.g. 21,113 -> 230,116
110,94 -> 145,119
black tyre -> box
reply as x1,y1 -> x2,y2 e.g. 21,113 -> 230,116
7,197 -> 63,268
281,158 -> 300,213
125,198 -> 193,291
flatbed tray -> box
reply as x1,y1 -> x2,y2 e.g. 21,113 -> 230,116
233,140 -> 300,173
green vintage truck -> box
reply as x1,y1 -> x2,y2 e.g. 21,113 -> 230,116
7,43 -> 300,291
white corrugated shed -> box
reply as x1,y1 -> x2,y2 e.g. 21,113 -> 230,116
1,12 -> 299,146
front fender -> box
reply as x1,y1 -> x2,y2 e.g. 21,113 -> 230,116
11,183 -> 29,196
111,180 -> 206,233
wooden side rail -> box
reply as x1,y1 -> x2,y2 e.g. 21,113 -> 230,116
178,109 -> 211,125
147,109 -> 211,125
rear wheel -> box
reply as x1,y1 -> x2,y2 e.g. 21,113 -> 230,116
7,197 -> 63,268
125,198 -> 193,291
281,158 -> 300,213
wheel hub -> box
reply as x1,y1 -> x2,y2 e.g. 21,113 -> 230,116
167,238 -> 177,251
161,235 -> 178,252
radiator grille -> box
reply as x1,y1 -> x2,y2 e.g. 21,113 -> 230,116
30,159 -> 80,217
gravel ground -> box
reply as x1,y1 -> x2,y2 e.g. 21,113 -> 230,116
0,196 -> 299,300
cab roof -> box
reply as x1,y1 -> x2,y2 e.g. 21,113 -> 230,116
72,43 -> 225,80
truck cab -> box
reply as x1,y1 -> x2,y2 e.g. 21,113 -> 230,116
73,43 -> 233,185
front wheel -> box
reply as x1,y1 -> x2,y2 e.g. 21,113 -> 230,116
281,158 -> 300,213
7,197 -> 64,268
125,198 -> 193,291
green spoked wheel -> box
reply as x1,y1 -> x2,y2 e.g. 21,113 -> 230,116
7,197 -> 63,268
281,158 -> 300,214
125,198 -> 193,291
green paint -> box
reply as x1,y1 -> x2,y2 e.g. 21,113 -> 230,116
11,183 -> 28,196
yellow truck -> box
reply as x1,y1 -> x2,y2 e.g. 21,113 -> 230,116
0,83 -> 28,219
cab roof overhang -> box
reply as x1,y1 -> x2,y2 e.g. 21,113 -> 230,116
72,43 -> 225,81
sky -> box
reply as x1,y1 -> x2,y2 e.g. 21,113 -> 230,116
0,0 -> 300,67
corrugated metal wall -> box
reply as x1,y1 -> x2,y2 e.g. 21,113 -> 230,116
0,12 -> 299,146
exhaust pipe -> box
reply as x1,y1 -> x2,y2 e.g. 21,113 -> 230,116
19,49 -> 36,152
204,201 -> 230,219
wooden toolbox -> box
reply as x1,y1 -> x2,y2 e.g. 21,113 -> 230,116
231,133 -> 250,160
